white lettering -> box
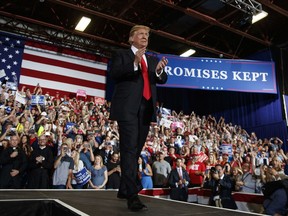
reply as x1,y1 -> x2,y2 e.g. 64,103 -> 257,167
166,66 -> 228,80
165,66 -> 173,75
174,67 -> 183,76
183,68 -> 194,77
232,71 -> 242,80
232,71 -> 269,81
202,69 -> 210,79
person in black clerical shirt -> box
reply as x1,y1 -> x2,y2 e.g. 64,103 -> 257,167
27,134 -> 54,189
109,24 -> 168,211
0,135 -> 27,189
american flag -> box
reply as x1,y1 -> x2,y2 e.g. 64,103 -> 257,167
0,32 -> 108,99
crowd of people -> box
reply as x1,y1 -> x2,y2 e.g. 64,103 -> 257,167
1,83 -> 288,212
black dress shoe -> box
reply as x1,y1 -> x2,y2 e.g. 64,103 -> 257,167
127,195 -> 148,212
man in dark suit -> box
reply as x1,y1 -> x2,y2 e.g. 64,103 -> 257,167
109,24 -> 168,211
203,164 -> 238,210
0,135 -> 27,189
98,142 -> 113,166
27,134 -> 54,189
168,158 -> 190,202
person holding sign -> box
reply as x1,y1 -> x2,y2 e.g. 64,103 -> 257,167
69,150 -> 86,189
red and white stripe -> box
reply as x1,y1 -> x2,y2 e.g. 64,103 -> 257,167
19,41 -> 108,98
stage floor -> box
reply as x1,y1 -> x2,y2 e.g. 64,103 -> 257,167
0,190 -> 265,216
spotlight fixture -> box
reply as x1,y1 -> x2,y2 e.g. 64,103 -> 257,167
252,10 -> 268,24
75,16 -> 91,32
224,0 -> 268,28
180,49 -> 196,57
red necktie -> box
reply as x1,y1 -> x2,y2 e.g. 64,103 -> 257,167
141,57 -> 151,100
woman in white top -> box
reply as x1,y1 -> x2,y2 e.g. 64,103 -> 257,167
69,150 -> 86,189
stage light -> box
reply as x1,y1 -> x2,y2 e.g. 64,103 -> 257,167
180,49 -> 196,57
252,10 -> 268,24
75,17 -> 91,32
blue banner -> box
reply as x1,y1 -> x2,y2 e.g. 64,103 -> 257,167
74,167 -> 91,186
155,54 -> 276,94
65,122 -> 76,131
31,95 -> 45,105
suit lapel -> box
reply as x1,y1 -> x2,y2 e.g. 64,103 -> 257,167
146,54 -> 152,71
127,49 -> 135,61
146,55 -> 155,81
175,169 -> 180,181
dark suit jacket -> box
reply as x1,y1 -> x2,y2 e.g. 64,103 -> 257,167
203,174 -> 237,209
168,168 -> 190,187
109,49 -> 168,122
168,167 -> 190,201
98,149 -> 113,165
27,146 -> 54,189
0,147 -> 27,188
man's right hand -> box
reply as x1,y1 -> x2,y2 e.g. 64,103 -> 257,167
134,47 -> 146,65
10,151 -> 18,158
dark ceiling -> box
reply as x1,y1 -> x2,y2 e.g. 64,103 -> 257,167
0,0 -> 288,59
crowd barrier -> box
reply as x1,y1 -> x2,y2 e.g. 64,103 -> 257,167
139,187 -> 265,214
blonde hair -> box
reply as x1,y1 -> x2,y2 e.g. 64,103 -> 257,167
207,152 -> 217,165
128,25 -> 150,45
75,135 -> 83,142
232,166 -> 243,175
95,155 -> 104,167
65,138 -> 73,149
72,150 -> 80,171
